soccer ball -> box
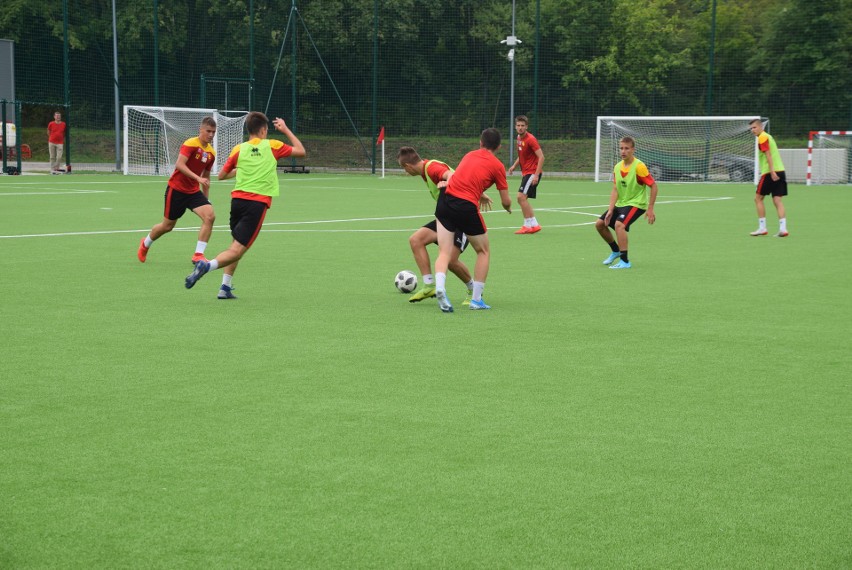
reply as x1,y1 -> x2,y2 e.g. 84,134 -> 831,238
394,270 -> 417,293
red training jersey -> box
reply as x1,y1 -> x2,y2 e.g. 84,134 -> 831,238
47,121 -> 66,144
516,132 -> 541,175
168,137 -> 216,193
446,149 -> 508,206
423,160 -> 451,186
220,138 -> 293,208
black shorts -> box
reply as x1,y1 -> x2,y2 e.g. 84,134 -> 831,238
163,186 -> 210,220
230,198 -> 268,248
518,173 -> 541,198
423,220 -> 470,252
756,171 -> 788,196
599,205 -> 646,232
435,192 -> 487,236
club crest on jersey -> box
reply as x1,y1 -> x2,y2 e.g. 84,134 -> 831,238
200,152 -> 209,163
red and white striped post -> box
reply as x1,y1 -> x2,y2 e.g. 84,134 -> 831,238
807,130 -> 848,186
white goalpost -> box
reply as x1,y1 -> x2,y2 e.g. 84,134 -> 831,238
595,116 -> 761,183
123,106 -> 249,175
807,131 -> 851,185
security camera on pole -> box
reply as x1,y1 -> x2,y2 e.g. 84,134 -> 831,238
500,0 -> 521,166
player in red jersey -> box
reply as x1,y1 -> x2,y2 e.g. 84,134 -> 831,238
397,146 -> 493,305
137,117 -> 218,264
507,115 -> 544,234
433,128 -> 512,312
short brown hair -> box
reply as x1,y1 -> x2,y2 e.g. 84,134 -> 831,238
514,115 -> 529,124
749,118 -> 763,126
481,128 -> 501,150
201,116 -> 217,129
619,136 -> 635,148
397,146 -> 421,165
245,111 -> 269,136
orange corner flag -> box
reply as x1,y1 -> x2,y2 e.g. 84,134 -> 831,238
376,126 -> 385,145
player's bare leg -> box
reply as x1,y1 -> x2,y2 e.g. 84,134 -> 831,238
190,204 -> 215,262
219,261 -> 238,299
465,234 -> 491,309
138,217 -> 176,262
609,221 -> 631,269
751,193 -> 769,236
433,222 -> 456,313
773,196 -> 788,237
408,227 -> 438,302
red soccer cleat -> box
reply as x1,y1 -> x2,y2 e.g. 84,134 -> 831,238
191,252 -> 208,264
514,226 -> 532,234
137,238 -> 149,263
528,225 -> 542,234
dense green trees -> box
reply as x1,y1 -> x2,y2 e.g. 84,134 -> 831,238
2,0 -> 849,142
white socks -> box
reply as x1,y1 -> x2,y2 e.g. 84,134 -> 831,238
472,281 -> 485,302
779,218 -> 787,232
435,272 -> 447,292
143,235 -> 153,248
196,240 -> 207,254
222,273 -> 233,287
758,217 -> 767,231
423,274 -> 435,285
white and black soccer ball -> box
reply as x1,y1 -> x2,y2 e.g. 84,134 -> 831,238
394,270 -> 417,293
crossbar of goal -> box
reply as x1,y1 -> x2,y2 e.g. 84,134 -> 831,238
807,131 -> 851,186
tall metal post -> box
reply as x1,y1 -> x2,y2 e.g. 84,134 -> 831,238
533,0 -> 540,134
63,0 -> 71,169
509,0 -> 516,166
112,0 -> 121,170
371,0 -> 378,174
249,0 -> 254,109
501,0 -> 521,166
154,0 -> 159,106
291,0 -> 297,130
706,0 -> 717,115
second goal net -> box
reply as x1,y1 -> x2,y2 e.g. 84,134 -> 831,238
123,106 -> 248,175
595,116 -> 761,183
807,131 -> 851,185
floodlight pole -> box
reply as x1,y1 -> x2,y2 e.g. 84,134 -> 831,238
501,0 -> 521,166
112,0 -> 120,171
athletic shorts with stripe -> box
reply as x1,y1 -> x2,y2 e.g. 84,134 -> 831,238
230,198 -> 268,248
163,185 -> 211,221
756,171 -> 788,196
423,220 -> 470,252
435,192 -> 487,236
599,205 -> 646,232
518,173 -> 542,198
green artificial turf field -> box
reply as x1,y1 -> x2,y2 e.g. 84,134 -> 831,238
1,172 -> 849,567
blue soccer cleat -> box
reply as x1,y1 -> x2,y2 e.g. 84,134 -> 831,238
602,251 -> 621,265
185,260 -> 210,289
469,298 -> 491,310
217,285 -> 237,299
609,260 -> 632,269
436,290 -> 454,313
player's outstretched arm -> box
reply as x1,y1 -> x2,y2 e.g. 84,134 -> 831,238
273,117 -> 306,158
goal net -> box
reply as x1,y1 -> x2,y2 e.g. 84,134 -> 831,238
123,106 -> 248,175
595,116 -> 761,183
807,131 -> 851,185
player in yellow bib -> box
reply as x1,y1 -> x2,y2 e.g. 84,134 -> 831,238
595,136 -> 659,269
748,118 -> 788,237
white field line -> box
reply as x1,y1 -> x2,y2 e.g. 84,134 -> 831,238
0,196 -> 733,239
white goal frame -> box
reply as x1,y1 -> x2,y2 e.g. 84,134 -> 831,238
595,115 -> 761,183
807,131 -> 851,185
123,105 -> 248,176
